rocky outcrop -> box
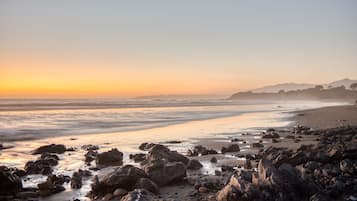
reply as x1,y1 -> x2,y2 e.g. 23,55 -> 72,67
144,159 -> 186,186
32,144 -> 66,155
96,148 -> 123,167
89,165 -> 147,198
221,144 -> 240,154
0,166 -> 23,195
187,145 -> 218,156
217,126 -> 357,201
24,153 -> 60,175
146,144 -> 189,164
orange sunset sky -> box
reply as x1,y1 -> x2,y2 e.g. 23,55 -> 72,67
1,1 -> 357,98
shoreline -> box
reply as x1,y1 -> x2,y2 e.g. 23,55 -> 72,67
0,104 -> 356,201
290,104 -> 357,129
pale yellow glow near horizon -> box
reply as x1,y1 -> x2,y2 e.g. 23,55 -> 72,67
1,53 -> 355,98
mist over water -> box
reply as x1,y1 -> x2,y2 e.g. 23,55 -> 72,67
0,99 -> 344,141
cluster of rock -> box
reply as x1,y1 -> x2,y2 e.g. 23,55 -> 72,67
187,145 -> 218,156
89,143 -> 206,200
0,143 -> 93,200
216,126 -> 357,201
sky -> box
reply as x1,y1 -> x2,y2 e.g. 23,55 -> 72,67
1,0 -> 357,98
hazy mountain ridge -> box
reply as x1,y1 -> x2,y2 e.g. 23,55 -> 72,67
252,78 -> 357,93
230,78 -> 357,101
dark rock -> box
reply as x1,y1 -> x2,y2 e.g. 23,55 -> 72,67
134,178 -> 159,194
221,165 -> 234,172
81,144 -> 99,151
262,132 -> 280,139
244,159 -> 252,169
71,172 -> 82,189
129,153 -> 146,163
96,148 -> 123,167
37,176 -> 65,197
147,144 -> 189,164
90,165 -> 146,198
24,158 -> 56,175
187,159 -> 203,170
188,145 -> 218,156
164,140 -> 182,144
33,144 -> 66,155
47,174 -> 70,186
0,167 -> 22,195
251,143 -> 264,148
221,144 -> 240,154
210,157 -> 218,163
144,160 -> 186,186
85,149 -> 97,165
120,189 -> 153,201
138,143 -> 156,151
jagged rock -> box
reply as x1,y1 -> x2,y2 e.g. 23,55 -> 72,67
85,149 -> 97,165
144,160 -> 186,186
134,178 -> 159,194
37,176 -> 65,197
221,144 -> 240,154
120,189 -> 153,201
71,172 -> 82,189
188,145 -> 218,156
0,167 -> 22,195
187,159 -> 203,170
32,144 -> 66,154
96,148 -> 123,167
129,153 -> 146,163
24,157 -> 57,175
47,174 -> 70,186
147,144 -> 189,164
90,165 -> 147,198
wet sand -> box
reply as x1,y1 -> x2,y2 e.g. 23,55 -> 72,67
291,104 -> 357,129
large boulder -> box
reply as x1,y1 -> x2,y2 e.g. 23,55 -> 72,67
120,189 -> 153,201
96,148 -> 123,167
221,144 -> 240,154
0,167 -> 23,195
32,144 -> 66,155
90,165 -> 147,198
146,144 -> 189,164
24,158 -> 57,175
144,160 -> 186,186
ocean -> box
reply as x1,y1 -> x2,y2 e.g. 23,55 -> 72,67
0,98 -> 343,142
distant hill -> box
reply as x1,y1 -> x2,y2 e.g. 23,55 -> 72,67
252,78 -> 357,93
253,83 -> 315,93
324,78 -> 357,89
230,86 -> 357,101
